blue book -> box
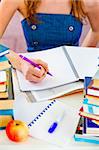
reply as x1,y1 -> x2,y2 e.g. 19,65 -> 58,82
0,55 -> 8,62
74,135 -> 99,144
87,118 -> 99,128
0,109 -> 13,116
0,44 -> 9,57
74,117 -> 99,144
83,118 -> 99,135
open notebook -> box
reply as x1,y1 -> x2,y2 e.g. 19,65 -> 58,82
14,98 -> 79,147
16,46 -> 98,101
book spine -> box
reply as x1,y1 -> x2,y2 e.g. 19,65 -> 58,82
74,135 -> 99,144
7,68 -> 14,100
87,88 -> 99,97
0,126 -> 6,130
0,55 -> 8,62
83,117 -> 87,134
0,100 -> 13,110
85,95 -> 99,105
0,115 -> 14,130
83,99 -> 99,115
0,109 -> 14,116
79,112 -> 99,121
0,50 -> 9,57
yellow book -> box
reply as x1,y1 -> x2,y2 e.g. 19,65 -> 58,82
0,90 -> 8,98
93,79 -> 99,88
0,61 -> 11,71
0,91 -> 8,99
86,95 -> 99,105
0,115 -> 13,127
92,69 -> 99,88
0,100 -> 13,110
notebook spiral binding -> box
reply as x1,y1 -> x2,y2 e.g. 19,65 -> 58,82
28,100 -> 56,127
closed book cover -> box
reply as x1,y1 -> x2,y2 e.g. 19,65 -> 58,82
32,81 -> 83,102
0,115 -> 13,130
79,107 -> 99,121
83,98 -> 99,115
83,118 -> 99,135
74,117 -> 99,144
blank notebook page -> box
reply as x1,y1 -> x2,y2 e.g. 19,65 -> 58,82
66,46 -> 98,79
16,47 -> 77,91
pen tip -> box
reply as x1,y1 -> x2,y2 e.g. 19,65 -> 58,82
48,72 -> 53,76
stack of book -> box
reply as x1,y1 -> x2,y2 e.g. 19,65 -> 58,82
0,44 -> 14,130
74,69 -> 99,144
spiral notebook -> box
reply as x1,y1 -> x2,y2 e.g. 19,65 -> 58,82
14,98 -> 79,147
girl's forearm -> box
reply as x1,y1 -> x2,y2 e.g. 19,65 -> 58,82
6,50 -> 22,71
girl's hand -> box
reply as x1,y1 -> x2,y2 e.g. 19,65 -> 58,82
20,58 -> 49,83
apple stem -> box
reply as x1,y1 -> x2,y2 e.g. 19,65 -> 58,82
16,124 -> 19,126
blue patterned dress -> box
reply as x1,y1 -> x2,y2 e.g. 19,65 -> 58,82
21,13 -> 83,52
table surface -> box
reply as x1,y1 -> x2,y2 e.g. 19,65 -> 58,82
0,71 -> 99,150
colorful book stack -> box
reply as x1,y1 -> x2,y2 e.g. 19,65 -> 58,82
74,69 -> 99,144
0,44 -> 14,130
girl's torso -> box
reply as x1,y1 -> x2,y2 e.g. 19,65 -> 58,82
19,0 -> 83,52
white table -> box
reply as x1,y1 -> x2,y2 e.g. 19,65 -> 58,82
0,71 -> 99,150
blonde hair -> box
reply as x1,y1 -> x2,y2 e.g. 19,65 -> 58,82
25,0 -> 86,24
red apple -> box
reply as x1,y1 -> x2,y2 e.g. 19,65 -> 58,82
6,120 -> 29,142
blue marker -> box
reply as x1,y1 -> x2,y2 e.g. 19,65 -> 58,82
48,111 -> 65,133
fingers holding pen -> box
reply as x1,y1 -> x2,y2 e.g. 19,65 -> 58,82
20,58 -> 48,83
31,59 -> 49,73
